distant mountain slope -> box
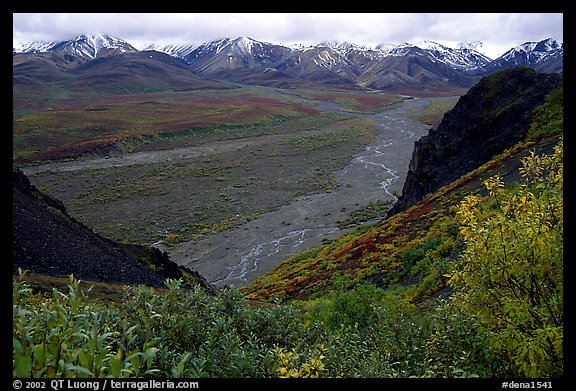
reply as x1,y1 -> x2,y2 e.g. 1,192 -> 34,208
478,38 -> 563,75
273,45 -> 361,86
377,40 -> 492,70
12,55 -> 74,84
13,50 -> 234,93
14,35 -> 563,91
183,36 -> 293,73
13,168 -> 215,292
356,52 -> 478,90
197,67 -> 332,89
388,67 -> 562,216
65,51 -> 234,93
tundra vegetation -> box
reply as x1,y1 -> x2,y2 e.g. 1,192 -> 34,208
17,87 -> 400,246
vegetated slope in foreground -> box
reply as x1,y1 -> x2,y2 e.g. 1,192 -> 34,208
13,134 -> 563,378
237,73 -> 563,378
12,168 -> 214,293
240,133 -> 562,302
241,69 -> 563,301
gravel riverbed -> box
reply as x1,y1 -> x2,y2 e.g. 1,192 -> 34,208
170,97 -> 436,287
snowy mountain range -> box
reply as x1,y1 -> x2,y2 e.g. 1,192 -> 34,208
13,34 -> 563,90
14,34 -> 136,60
480,38 -> 563,74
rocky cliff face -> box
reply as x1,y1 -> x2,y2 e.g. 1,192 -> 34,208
388,67 -> 562,216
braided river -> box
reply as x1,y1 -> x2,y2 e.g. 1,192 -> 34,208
173,97 -> 437,287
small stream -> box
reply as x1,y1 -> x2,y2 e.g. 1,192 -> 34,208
172,97 -> 436,287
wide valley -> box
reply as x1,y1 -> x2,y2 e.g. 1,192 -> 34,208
172,96 -> 437,287
21,89 -> 457,288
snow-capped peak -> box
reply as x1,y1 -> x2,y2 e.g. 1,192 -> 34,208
318,40 -> 367,51
510,41 -> 538,55
231,36 -> 260,54
374,42 -> 400,53
500,38 -> 563,63
69,34 -> 136,58
13,34 -> 136,59
282,42 -> 315,51
373,40 -> 491,70
509,38 -> 561,54
539,37 -> 562,50
194,36 -> 276,57
411,40 -> 450,52
13,39 -> 65,54
74,34 -> 106,57
374,40 -> 447,55
140,42 -> 200,58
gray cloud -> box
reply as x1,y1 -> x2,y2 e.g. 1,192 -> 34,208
13,13 -> 563,59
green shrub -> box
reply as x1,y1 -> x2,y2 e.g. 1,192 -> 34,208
449,139 -> 563,377
13,276 -> 158,378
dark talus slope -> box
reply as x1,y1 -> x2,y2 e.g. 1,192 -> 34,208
13,168 -> 214,292
388,67 -> 562,216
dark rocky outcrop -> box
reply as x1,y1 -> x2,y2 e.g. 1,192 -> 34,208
13,168 -> 216,293
388,67 -> 562,216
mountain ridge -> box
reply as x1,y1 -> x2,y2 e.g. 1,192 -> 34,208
13,34 -> 563,90
14,34 -> 138,60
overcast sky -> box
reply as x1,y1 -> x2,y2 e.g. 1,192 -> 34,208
12,13 -> 563,59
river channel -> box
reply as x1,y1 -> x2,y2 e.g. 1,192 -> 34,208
172,97 -> 438,287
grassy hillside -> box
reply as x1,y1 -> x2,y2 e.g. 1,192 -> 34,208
240,135 -> 561,303
241,82 -> 563,302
